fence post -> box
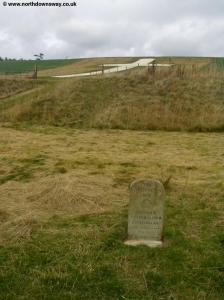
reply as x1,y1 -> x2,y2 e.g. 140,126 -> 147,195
152,61 -> 156,82
32,63 -> 37,79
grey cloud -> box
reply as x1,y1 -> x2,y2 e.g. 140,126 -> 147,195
0,0 -> 224,59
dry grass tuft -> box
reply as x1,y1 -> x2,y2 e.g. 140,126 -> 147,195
0,216 -> 39,242
27,175 -> 114,213
162,175 -> 172,190
11,216 -> 39,238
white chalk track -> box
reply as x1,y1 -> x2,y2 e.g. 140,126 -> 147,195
52,58 -> 173,78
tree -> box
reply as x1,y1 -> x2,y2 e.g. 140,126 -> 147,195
34,53 -> 44,60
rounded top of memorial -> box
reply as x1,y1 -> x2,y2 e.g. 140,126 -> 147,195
130,179 -> 165,191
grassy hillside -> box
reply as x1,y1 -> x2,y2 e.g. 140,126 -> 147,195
1,68 -> 224,131
0,59 -> 79,74
0,79 -> 43,99
0,125 -> 223,299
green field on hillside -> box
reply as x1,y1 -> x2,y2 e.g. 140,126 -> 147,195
0,59 -> 80,74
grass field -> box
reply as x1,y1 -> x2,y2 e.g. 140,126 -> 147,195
0,125 -> 223,299
0,56 -> 224,299
0,59 -> 80,74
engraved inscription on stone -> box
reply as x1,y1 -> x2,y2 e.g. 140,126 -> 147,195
125,179 -> 165,247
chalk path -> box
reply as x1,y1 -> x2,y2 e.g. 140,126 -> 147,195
52,58 -> 173,78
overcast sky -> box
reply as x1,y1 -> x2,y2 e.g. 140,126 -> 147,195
1,0 -> 224,59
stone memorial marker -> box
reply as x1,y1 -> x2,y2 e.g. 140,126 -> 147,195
125,179 -> 165,248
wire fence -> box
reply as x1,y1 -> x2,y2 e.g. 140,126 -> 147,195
1,61 -> 224,80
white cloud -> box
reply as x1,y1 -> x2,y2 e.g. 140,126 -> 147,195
0,0 -> 224,58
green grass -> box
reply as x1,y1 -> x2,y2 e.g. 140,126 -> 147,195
215,58 -> 224,70
0,211 -> 223,300
0,59 -> 80,74
202,57 -> 224,72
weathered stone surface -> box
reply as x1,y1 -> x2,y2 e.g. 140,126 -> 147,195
125,179 -> 165,247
